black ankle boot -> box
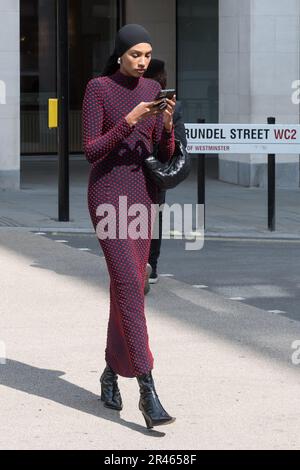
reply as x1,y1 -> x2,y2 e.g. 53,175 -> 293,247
137,370 -> 175,429
100,364 -> 123,411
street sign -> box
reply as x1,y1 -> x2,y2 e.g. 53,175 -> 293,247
185,124 -> 300,154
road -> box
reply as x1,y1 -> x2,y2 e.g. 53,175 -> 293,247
40,231 -> 300,321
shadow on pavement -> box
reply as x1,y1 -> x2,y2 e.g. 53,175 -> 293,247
0,359 -> 166,437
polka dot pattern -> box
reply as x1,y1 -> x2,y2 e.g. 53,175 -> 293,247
82,69 -> 175,378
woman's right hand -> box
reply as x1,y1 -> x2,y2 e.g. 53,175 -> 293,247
125,100 -> 165,127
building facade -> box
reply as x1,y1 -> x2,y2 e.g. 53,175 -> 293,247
0,0 -> 299,190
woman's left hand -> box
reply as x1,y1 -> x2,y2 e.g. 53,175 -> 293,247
163,95 -> 176,132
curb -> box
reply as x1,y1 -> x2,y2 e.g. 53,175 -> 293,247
1,225 -> 300,241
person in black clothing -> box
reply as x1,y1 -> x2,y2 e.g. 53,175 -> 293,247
144,59 -> 187,287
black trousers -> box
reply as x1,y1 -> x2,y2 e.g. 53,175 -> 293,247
149,189 -> 166,271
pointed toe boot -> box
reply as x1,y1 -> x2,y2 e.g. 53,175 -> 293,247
137,370 -> 176,429
100,364 -> 123,411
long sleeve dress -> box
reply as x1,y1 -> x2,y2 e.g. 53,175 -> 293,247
82,69 -> 175,378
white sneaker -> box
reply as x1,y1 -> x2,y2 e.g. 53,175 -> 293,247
149,270 -> 158,284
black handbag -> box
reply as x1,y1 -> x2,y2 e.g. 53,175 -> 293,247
143,139 -> 191,190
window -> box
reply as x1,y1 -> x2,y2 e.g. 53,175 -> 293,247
20,0 -> 117,154
177,0 -> 218,124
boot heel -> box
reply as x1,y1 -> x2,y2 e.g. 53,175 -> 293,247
142,411 -> 153,429
137,371 -> 175,429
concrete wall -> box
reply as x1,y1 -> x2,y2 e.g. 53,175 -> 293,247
0,0 -> 20,190
125,0 -> 176,88
219,0 -> 300,187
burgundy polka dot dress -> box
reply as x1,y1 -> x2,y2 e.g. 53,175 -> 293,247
82,69 -> 175,378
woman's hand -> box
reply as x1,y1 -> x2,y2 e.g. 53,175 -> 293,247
162,95 -> 176,132
125,99 -> 167,127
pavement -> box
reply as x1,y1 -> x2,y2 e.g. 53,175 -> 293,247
1,228 -> 300,450
1,157 -> 300,450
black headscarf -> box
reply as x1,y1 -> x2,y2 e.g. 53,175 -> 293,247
114,23 -> 152,57
102,24 -> 152,76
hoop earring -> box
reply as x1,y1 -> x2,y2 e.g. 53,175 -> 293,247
117,57 -> 121,64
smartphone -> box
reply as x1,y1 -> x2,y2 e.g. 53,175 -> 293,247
152,89 -> 176,110
155,89 -> 176,100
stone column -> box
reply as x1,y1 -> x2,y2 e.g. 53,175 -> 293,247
0,0 -> 20,189
219,0 -> 300,187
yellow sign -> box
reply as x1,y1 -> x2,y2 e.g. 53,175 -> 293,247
48,99 -> 58,128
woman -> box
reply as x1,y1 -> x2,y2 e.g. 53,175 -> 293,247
144,58 -> 187,287
82,24 -> 176,429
